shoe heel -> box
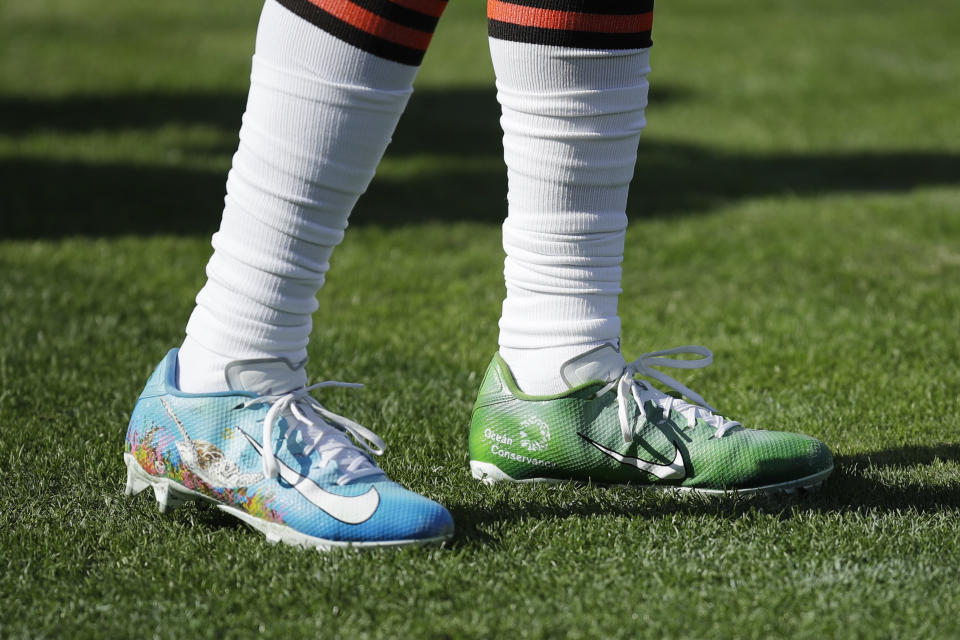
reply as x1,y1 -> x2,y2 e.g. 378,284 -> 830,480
124,455 -> 151,497
123,453 -> 196,513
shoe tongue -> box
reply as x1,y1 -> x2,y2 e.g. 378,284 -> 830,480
559,344 -> 627,390
223,357 -> 308,395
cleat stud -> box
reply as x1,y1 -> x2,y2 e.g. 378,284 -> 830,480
124,459 -> 151,496
153,483 -> 170,512
153,483 -> 189,513
125,476 -> 149,497
154,482 -> 192,513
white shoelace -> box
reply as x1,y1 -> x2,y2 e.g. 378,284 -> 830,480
243,381 -> 386,486
597,346 -> 742,444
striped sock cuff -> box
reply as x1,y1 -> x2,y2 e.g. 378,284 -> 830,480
275,0 -> 448,65
488,0 -> 653,49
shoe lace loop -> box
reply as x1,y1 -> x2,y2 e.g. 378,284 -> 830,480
603,345 -> 741,444
244,381 -> 386,486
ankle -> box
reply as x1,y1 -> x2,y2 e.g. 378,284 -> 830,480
175,338 -> 232,393
499,342 -> 624,395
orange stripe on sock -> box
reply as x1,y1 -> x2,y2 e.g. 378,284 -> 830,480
307,0 -> 433,50
487,1 -> 653,33
389,0 -> 448,19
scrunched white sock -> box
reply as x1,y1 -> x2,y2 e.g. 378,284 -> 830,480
178,1 -> 420,392
490,40 -> 651,394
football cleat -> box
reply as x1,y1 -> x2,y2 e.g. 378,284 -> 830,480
124,349 -> 453,549
469,344 -> 833,495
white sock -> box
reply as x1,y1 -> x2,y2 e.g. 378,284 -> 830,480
178,0 -> 423,392
491,40 -> 651,394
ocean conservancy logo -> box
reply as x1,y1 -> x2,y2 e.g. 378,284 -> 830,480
518,416 -> 551,452
484,428 -> 557,468
239,430 -> 380,525
489,443 -> 558,468
578,433 -> 686,480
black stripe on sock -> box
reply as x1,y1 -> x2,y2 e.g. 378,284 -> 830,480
488,20 -> 653,49
274,0 -> 430,66
348,0 -> 442,33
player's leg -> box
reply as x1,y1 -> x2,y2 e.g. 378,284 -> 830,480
125,0 -> 453,548
179,0 -> 445,392
469,0 -> 833,493
491,1 -> 650,395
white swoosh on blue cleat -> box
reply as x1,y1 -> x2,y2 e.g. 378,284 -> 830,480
239,429 -> 380,524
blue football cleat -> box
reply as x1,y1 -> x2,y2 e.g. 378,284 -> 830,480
124,349 -> 454,549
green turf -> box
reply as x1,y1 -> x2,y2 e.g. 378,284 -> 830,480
2,0 -> 960,638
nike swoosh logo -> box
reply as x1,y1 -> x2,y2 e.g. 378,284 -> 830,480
238,429 -> 380,525
578,433 -> 686,480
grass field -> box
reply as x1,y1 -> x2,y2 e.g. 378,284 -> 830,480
2,0 -> 960,638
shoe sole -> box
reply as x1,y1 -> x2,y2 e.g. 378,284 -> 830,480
124,454 -> 452,550
469,460 -> 833,496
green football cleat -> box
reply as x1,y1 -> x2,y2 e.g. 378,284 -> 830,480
469,345 -> 833,495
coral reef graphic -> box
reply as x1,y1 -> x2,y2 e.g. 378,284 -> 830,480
127,420 -> 285,525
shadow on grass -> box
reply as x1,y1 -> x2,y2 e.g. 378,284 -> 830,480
137,443 -> 960,548
446,444 -> 960,547
3,86 -> 959,238
0,92 -> 248,134
0,85 -> 694,135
